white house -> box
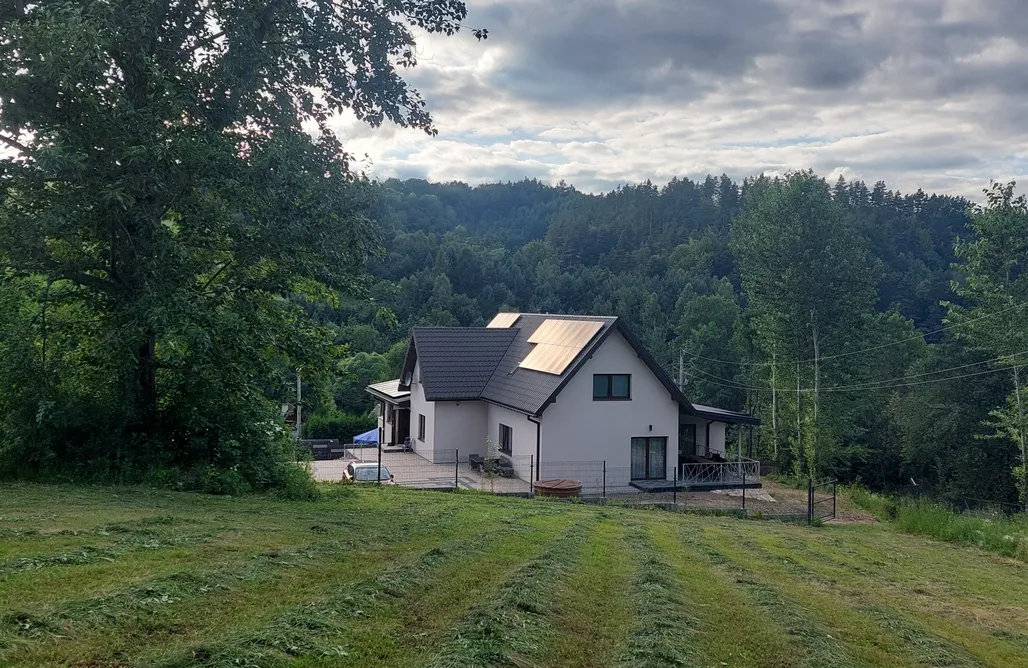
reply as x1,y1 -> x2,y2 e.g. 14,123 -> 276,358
366,313 -> 759,488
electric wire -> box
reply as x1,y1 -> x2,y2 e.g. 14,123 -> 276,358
677,301 -> 1027,367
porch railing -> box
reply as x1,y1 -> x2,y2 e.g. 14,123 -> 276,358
678,457 -> 760,485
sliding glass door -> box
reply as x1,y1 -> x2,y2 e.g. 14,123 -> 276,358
631,437 -> 667,480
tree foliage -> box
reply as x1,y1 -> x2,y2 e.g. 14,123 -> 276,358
0,0 -> 473,489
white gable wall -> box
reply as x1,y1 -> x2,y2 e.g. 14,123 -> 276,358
434,401 -> 488,458
409,361 -> 439,461
539,330 -> 680,480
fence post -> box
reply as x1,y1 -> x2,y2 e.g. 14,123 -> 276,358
742,467 -> 746,513
833,481 -> 837,520
807,477 -> 813,525
602,460 -> 607,501
377,440 -> 382,484
530,455 -> 534,495
455,449 -> 459,492
673,470 -> 677,506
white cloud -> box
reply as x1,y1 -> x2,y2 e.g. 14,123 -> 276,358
332,0 -> 1028,199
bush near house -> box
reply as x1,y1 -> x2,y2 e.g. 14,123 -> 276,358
303,409 -> 376,442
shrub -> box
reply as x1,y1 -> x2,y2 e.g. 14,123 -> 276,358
893,500 -> 1028,559
847,485 -> 898,520
303,409 -> 375,442
272,464 -> 321,501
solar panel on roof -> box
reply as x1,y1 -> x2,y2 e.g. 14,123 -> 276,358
519,319 -> 603,375
487,312 -> 520,328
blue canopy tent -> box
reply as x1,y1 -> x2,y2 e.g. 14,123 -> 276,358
353,428 -> 379,444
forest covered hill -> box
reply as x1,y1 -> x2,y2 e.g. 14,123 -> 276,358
312,173 -> 1024,504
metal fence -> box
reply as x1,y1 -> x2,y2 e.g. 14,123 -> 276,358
808,478 -> 838,523
678,457 -> 760,486
305,446 -> 835,524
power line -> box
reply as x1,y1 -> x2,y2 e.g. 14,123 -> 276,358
675,350 -> 1028,394
682,365 -> 1017,394
678,301 -> 1028,367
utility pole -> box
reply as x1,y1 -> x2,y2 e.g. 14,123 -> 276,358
796,363 -> 802,475
295,371 -> 302,441
771,349 -> 778,459
1015,365 -> 1027,512
678,350 -> 684,391
811,309 -> 820,478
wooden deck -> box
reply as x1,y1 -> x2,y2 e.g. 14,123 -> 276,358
630,479 -> 763,493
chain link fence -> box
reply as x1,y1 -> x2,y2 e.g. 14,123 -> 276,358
304,444 -> 829,522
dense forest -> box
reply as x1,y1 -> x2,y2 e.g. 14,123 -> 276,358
309,173 -> 1027,506
1,1 -> 1025,505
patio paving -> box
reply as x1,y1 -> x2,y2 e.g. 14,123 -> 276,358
310,450 -> 533,494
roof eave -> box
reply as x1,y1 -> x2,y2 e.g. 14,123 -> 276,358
366,386 -> 411,404
691,408 -> 761,426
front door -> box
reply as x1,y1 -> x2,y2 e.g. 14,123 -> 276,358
395,408 -> 410,445
631,437 -> 667,480
678,423 -> 696,466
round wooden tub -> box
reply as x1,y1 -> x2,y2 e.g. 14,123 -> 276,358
534,478 -> 583,498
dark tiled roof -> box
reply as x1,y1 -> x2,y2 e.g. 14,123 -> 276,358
399,313 -> 698,417
479,313 -> 617,414
409,328 -> 518,401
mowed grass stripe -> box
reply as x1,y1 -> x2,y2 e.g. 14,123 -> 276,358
426,518 -> 596,668
149,520 -> 551,665
537,517 -> 636,668
752,532 -> 1020,667
703,527 -> 980,668
647,518 -> 805,668
127,505 -> 519,667
0,488 -> 494,610
2,491 -> 510,666
614,523 -> 703,668
326,510 -> 577,667
788,526 -> 1028,620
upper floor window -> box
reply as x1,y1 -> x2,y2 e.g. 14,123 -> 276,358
593,374 -> 631,400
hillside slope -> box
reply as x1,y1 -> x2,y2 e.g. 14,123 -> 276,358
1,484 -> 1026,667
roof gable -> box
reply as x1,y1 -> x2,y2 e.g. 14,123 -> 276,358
400,327 -> 518,401
400,314 -> 697,417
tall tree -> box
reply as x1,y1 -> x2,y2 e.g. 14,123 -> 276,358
731,171 -> 879,476
0,1 -> 477,484
951,182 -> 1028,507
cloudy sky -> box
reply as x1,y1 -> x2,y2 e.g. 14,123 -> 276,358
331,0 -> 1028,198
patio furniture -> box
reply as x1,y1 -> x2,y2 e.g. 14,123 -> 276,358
469,453 -> 485,472
484,457 -> 515,478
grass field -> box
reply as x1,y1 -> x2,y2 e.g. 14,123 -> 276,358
2,484 -> 1028,667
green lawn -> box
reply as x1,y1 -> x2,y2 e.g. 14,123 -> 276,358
2,484 -> 1028,667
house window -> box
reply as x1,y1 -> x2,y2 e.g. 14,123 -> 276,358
499,424 -> 513,456
418,414 -> 426,441
593,374 -> 631,400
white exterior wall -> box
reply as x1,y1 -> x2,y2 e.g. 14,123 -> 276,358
708,423 -> 727,456
434,401 -> 488,459
376,401 -> 397,446
678,416 -> 727,457
486,403 -> 538,480
539,330 -> 680,480
409,361 -> 438,460
679,416 -> 707,456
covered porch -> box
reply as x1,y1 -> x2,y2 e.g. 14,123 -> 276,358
656,402 -> 762,492
367,379 -> 411,447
